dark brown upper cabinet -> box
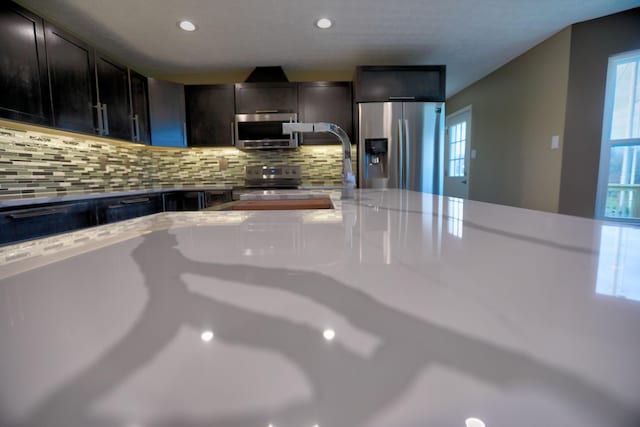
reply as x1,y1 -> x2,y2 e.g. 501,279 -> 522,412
298,82 -> 353,145
95,54 -> 131,140
354,65 -> 446,103
129,70 -> 151,144
234,82 -> 297,114
0,2 -> 51,125
44,22 -> 97,134
185,84 -> 235,147
148,78 -> 187,147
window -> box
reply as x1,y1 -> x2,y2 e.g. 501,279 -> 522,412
597,50 -> 640,222
448,121 -> 467,177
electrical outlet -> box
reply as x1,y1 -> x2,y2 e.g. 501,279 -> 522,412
551,135 -> 560,150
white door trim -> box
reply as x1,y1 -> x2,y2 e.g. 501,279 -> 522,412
444,105 -> 473,199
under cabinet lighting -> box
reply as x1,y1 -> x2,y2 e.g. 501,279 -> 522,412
178,20 -> 197,31
315,18 -> 332,29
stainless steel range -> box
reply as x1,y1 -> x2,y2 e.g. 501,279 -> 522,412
244,165 -> 301,189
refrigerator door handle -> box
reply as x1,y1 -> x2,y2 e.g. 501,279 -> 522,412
398,118 -> 404,189
404,119 -> 410,190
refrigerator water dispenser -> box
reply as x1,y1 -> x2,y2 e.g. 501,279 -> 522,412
363,138 -> 389,185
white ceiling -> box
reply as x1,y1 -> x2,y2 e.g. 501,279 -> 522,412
16,0 -> 640,97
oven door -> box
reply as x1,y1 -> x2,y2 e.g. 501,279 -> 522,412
235,113 -> 298,149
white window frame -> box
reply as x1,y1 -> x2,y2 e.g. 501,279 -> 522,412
595,49 -> 640,223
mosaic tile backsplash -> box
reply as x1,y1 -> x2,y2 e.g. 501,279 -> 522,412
0,123 -> 355,200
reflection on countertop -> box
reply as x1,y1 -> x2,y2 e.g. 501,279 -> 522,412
0,189 -> 639,427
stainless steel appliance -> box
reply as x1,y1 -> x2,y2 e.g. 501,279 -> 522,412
358,102 -> 443,193
232,165 -> 302,201
234,113 -> 298,149
244,165 -> 302,188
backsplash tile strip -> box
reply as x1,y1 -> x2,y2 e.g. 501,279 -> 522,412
0,124 -> 355,199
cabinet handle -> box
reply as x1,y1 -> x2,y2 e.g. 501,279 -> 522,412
182,122 -> 188,146
133,114 -> 141,142
8,206 -> 70,219
389,96 -> 416,101
404,119 -> 410,189
255,109 -> 278,114
120,197 -> 150,205
231,121 -> 235,146
398,119 -> 404,189
94,103 -> 104,134
102,103 -> 110,135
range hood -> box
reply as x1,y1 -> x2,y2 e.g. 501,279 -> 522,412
245,66 -> 289,82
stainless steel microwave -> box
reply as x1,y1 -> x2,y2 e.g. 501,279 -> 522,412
234,113 -> 298,149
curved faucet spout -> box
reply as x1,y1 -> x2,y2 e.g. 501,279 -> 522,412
282,122 -> 356,198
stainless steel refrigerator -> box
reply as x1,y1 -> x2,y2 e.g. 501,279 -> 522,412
358,102 -> 443,193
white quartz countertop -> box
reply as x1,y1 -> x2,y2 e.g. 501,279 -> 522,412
0,189 -> 639,427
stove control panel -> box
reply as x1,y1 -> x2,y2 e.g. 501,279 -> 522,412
244,165 -> 301,188
245,165 -> 300,179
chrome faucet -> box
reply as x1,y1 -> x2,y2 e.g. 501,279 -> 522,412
282,122 -> 355,198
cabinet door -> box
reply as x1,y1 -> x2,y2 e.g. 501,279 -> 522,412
148,78 -> 186,147
0,3 -> 51,125
298,82 -> 353,145
235,83 -> 297,114
0,201 -> 96,245
355,66 -> 446,102
95,54 -> 131,140
129,71 -> 151,144
185,84 -> 235,147
98,195 -> 162,224
45,23 -> 97,134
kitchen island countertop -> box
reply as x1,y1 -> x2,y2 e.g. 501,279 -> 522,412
0,189 -> 639,427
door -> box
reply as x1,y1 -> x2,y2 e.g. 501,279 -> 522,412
298,82 -> 353,145
129,71 -> 151,144
403,102 -> 440,193
45,22 -> 97,134
235,83 -> 297,114
185,84 -> 235,146
148,78 -> 187,147
596,50 -> 640,223
95,54 -> 131,140
0,3 -> 51,125
358,102 -> 402,189
444,106 -> 472,198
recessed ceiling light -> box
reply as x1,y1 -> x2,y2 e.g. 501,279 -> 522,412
323,329 -> 336,341
201,330 -> 214,342
465,418 -> 486,427
178,20 -> 197,32
315,18 -> 332,29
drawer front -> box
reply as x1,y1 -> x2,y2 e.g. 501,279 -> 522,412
0,201 -> 96,245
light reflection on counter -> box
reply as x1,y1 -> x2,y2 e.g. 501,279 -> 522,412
447,197 -> 464,239
596,225 -> 640,302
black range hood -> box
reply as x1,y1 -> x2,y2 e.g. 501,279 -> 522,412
245,66 -> 289,83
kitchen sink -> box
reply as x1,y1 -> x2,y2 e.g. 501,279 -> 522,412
206,195 -> 334,211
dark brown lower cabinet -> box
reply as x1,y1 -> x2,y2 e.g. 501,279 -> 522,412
0,201 -> 96,245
